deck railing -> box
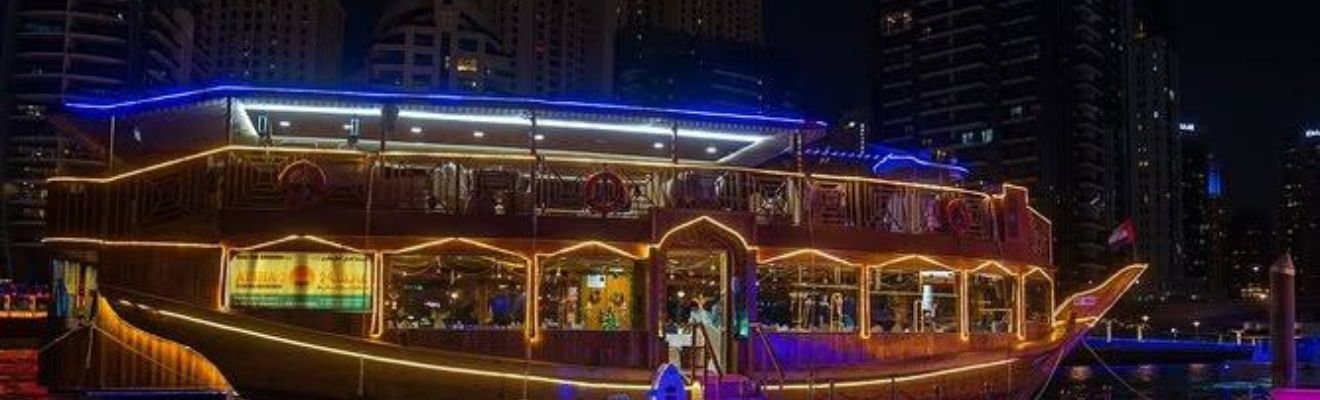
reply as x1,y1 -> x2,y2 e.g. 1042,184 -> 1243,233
47,147 -> 1050,262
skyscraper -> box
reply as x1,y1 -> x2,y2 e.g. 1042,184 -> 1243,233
0,0 -> 199,281
614,0 -> 791,113
1122,19 -> 1182,300
620,0 -> 763,45
870,0 -> 1127,289
1179,123 -> 1226,300
367,0 -> 515,94
478,0 -> 619,98
1281,128 -> 1320,316
195,0 -> 344,85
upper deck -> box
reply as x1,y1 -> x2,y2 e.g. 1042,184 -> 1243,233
44,86 -> 1052,266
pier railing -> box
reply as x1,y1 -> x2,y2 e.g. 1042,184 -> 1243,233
47,146 -> 1051,263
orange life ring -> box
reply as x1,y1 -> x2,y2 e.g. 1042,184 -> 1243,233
943,198 -> 973,235
584,172 -> 629,215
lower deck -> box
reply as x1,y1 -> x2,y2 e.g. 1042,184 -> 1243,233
39,240 -> 1142,398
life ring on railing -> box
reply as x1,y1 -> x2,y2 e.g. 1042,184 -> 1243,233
278,159 -> 328,209
943,198 -> 973,236
583,171 -> 629,215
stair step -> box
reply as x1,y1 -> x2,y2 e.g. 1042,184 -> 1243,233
701,374 -> 765,400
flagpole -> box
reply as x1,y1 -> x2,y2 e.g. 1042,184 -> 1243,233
1131,236 -> 1138,265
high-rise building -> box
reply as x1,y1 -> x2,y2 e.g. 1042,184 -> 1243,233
620,0 -> 763,45
0,0 -> 199,281
1225,211 -> 1274,301
195,0 -> 344,85
1179,123 -> 1226,301
870,0 -> 1127,290
367,0 -> 515,94
477,0 -> 619,98
614,0 -> 791,113
1281,128 -> 1320,316
1122,21 -> 1182,300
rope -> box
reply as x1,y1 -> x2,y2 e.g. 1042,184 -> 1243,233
1081,340 -> 1153,400
36,323 -> 89,354
1031,343 -> 1067,400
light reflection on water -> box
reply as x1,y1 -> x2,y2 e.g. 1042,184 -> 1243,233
1045,362 -> 1278,399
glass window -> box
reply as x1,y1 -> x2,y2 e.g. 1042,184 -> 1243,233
413,54 -> 433,66
882,10 -> 914,36
414,34 -> 435,47
869,268 -> 958,333
1025,275 -> 1051,324
457,38 -> 479,52
539,253 -> 640,331
386,254 -> 527,330
757,260 -> 859,332
969,272 -> 1016,334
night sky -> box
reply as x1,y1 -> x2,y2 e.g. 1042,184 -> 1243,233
1168,0 -> 1320,222
343,0 -> 1320,222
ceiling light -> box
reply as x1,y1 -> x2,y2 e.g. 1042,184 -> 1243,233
410,127 -> 422,134
534,134 -> 545,141
473,130 -> 485,138
278,121 -> 291,127
653,142 -> 664,149
705,146 -> 718,154
341,124 -> 352,130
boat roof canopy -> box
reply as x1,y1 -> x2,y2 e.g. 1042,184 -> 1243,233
61,86 -> 827,166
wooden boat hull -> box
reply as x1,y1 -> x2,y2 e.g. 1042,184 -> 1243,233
50,264 -> 1143,399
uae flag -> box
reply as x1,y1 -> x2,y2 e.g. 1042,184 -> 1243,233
1107,219 -> 1137,250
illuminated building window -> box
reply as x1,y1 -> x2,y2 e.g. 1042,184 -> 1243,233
455,58 -> 479,73
869,268 -> 958,334
968,272 -> 1016,334
540,253 -> 640,331
757,260 -> 859,333
882,10 -> 913,36
386,254 -> 527,330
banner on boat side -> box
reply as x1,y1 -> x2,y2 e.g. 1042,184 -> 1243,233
227,252 -> 371,312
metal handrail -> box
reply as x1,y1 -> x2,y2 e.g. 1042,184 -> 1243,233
47,147 -> 1040,253
689,322 -> 724,382
751,324 -> 786,394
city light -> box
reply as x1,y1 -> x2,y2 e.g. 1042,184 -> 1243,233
14,0 -> 1308,397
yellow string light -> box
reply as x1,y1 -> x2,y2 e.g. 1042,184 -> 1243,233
777,358 -> 1016,390
757,248 -> 860,266
148,306 -> 663,391
50,145 -> 1000,197
534,241 -> 646,260
42,237 -> 219,249
656,216 -> 755,250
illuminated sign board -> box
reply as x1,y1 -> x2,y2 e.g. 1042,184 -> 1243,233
228,252 -> 370,312
1306,129 -> 1320,138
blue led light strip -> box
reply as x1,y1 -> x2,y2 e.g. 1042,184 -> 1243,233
66,85 -> 825,127
871,154 -> 969,174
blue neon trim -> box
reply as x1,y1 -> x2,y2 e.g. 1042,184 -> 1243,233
65,85 -> 826,127
870,154 -> 969,175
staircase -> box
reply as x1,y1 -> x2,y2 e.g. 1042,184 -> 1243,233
688,323 -> 786,400
702,374 -> 765,400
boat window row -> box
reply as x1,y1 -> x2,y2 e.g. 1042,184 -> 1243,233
380,250 -> 1053,335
